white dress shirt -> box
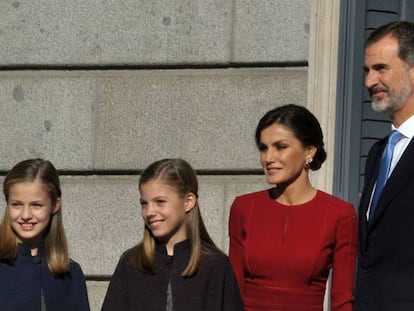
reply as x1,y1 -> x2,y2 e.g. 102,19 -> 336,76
366,115 -> 414,220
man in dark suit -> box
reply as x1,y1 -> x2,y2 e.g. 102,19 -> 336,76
355,21 -> 414,311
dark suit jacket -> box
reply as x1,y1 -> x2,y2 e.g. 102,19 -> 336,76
355,134 -> 414,311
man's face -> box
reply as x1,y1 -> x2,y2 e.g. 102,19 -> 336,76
364,35 -> 413,117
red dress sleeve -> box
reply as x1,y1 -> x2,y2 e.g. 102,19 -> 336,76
330,204 -> 358,311
228,196 -> 246,295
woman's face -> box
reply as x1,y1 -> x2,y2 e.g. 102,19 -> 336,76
7,180 -> 60,254
259,123 -> 315,186
140,179 -> 195,254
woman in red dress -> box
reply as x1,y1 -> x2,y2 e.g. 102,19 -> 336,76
229,104 -> 357,311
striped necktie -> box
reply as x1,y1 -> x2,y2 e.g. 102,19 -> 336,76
369,130 -> 403,220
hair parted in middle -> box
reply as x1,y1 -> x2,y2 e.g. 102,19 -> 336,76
0,158 -> 69,275
134,158 -> 221,277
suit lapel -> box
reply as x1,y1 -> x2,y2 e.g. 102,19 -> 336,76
359,138 -> 385,244
368,137 -> 414,230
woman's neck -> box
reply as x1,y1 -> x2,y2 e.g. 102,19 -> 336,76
274,180 -> 317,206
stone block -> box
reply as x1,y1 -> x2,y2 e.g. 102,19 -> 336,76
86,281 -> 109,311
0,68 -> 306,171
197,177 -> 227,249
95,68 -> 307,169
1,0 -> 309,65
0,72 -> 96,170
233,0 -> 311,62
60,176 -> 142,275
0,0 -> 231,65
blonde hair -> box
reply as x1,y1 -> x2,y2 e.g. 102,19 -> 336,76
0,159 -> 70,275
134,158 -> 220,277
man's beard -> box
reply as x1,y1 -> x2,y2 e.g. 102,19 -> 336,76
371,81 -> 412,116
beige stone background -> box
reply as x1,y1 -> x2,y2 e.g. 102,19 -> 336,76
0,1 -> 341,310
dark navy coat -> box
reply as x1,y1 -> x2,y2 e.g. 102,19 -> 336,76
0,243 -> 90,311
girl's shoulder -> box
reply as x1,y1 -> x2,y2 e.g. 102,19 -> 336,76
116,245 -> 139,265
202,248 -> 232,268
68,259 -> 87,277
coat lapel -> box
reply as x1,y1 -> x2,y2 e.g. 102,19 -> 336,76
368,137 -> 414,230
359,138 -> 385,241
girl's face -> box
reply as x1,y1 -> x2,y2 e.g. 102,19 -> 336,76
7,180 -> 60,254
259,123 -> 316,186
140,179 -> 195,254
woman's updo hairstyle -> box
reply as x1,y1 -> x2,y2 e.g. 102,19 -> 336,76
255,104 -> 327,170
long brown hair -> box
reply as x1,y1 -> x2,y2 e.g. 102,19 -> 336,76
134,158 -> 220,277
0,159 -> 70,275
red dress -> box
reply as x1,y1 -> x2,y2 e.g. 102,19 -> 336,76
229,189 -> 357,311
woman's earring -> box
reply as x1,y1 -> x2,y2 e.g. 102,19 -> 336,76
305,156 -> 313,169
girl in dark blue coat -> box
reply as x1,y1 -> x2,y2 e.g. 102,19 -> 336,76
0,159 -> 90,311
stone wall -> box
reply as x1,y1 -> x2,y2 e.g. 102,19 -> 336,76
0,1 -> 317,310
